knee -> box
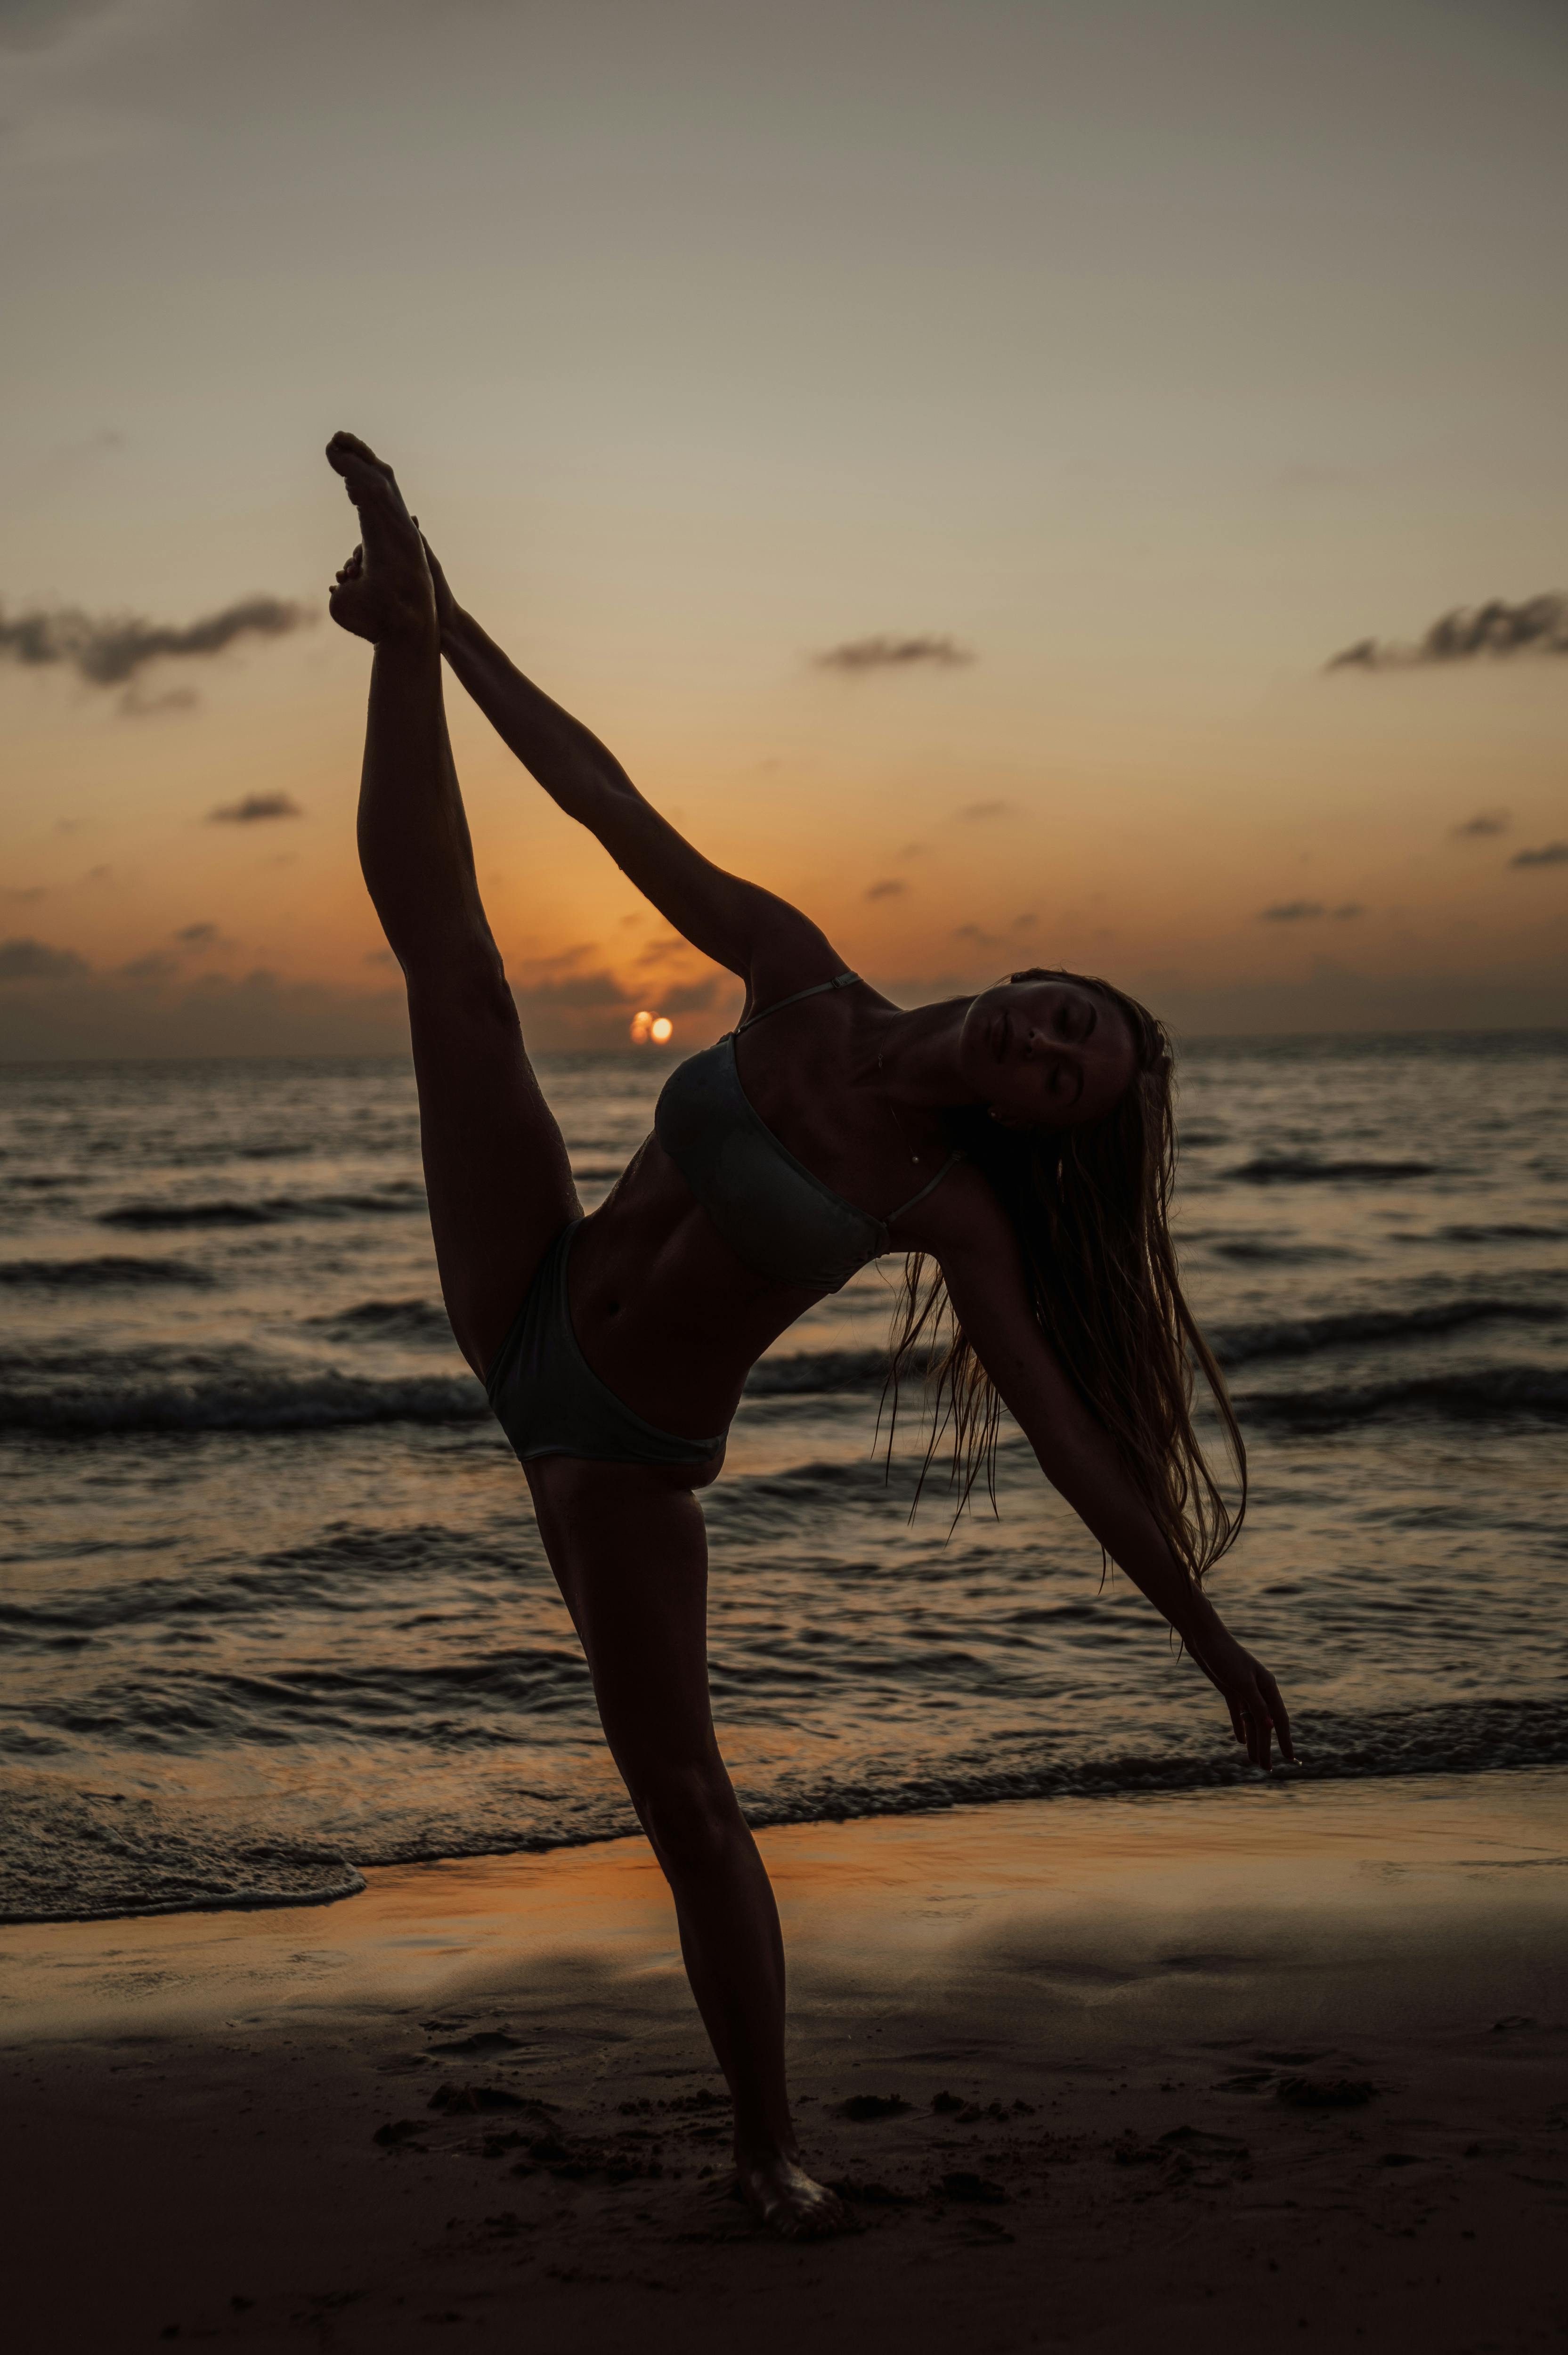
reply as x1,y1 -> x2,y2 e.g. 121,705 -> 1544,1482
633,1761 -> 745,1880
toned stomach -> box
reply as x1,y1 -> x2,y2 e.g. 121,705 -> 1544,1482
565,1135 -> 826,1442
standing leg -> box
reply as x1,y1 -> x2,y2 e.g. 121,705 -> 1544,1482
326,432 -> 576,1372
528,1457 -> 849,2240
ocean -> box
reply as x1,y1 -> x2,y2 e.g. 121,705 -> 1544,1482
3,1031 -> 1566,1924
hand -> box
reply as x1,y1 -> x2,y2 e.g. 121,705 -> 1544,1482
415,524 -> 459,636
1187,1624 -> 1294,1771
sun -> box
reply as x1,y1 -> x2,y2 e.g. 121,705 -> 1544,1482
630,1010 -> 674,1045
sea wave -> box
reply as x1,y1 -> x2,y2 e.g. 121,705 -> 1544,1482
745,1348 -> 888,1397
5,1314 -> 1565,1436
5,1698 -> 1566,1924
1207,1238 -> 1357,1266
0,1347 -> 485,1435
1433,1221 -> 1568,1246
1242,1364 -> 1568,1431
304,1298 -> 456,1347
99,1187 -> 427,1229
1228,1156 -> 1436,1185
0,1254 -> 216,1290
1213,1296 -> 1566,1367
1,1782 -> 368,1925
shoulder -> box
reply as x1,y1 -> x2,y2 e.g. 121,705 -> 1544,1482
742,903 -> 856,1012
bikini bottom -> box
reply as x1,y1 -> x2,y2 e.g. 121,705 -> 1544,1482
485,1218 -> 727,1470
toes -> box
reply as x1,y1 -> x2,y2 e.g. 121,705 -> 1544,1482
326,430 -> 389,474
325,435 -> 398,508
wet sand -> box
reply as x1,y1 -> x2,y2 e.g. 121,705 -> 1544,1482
5,1770 -> 1567,2353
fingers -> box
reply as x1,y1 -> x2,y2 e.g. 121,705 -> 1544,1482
1260,1670 -> 1294,1763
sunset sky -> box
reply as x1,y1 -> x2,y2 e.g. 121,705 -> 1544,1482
3,0 -> 1566,1056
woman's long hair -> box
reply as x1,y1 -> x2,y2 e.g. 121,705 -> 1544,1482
884,968 -> 1245,1589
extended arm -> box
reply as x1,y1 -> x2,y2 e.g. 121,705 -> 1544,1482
937,1207 -> 1293,1768
427,544 -> 830,988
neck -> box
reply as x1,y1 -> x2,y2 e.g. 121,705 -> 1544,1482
858,997 -> 977,1109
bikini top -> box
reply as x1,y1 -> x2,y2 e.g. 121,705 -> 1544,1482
652,971 -> 964,1292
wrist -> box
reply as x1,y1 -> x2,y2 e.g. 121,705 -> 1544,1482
1172,1589 -> 1223,1651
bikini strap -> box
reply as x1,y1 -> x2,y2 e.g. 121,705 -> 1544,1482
733,970 -> 859,1035
887,1149 -> 966,1225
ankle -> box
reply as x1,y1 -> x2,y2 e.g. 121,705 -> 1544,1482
734,2118 -> 798,2171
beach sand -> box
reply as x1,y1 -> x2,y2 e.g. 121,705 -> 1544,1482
5,1770 -> 1566,2354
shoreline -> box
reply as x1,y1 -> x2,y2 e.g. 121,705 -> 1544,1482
14,1737 -> 1568,1933
7,1768 -> 1568,2350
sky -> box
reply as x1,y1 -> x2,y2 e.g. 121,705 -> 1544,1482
2,0 -> 1567,1057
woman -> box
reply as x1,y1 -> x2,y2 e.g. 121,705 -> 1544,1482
323,430 -> 1293,2239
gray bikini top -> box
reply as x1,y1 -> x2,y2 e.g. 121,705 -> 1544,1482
653,971 -> 963,1292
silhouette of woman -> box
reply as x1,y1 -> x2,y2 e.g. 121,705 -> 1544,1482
324,430 -> 1293,2238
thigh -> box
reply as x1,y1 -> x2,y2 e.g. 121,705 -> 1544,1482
406,967 -> 580,1379
527,1461 -> 717,1780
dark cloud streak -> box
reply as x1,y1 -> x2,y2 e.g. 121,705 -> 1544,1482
1511,843 -> 1568,869
207,793 -> 303,825
0,594 -> 309,690
0,937 -> 89,982
1327,594 -> 1568,673
815,634 -> 974,674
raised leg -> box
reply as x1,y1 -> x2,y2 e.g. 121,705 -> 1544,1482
325,432 -> 577,1375
528,1458 -> 850,2240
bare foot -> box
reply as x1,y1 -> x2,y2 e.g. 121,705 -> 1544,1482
324,430 -> 437,647
736,2146 -> 853,2241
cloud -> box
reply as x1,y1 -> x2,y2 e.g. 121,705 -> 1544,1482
1511,843 -> 1568,869
0,936 -> 89,981
865,879 -> 907,901
1326,594 -> 1568,672
1331,903 -> 1364,919
0,594 -> 309,692
954,921 -> 999,945
116,952 -> 179,985
661,975 -> 721,1015
1131,959 -> 1568,1038
814,635 -> 974,674
173,922 -> 220,948
3,885 -> 46,905
0,956 -> 411,1063
957,799 -> 1012,821
513,968 -> 630,1012
1451,809 -> 1511,840
1259,901 -> 1325,922
207,792 -> 304,824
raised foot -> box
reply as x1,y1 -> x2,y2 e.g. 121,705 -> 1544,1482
737,2148 -> 853,2241
324,430 -> 437,647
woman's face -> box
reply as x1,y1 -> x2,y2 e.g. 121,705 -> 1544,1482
959,977 -> 1136,1130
